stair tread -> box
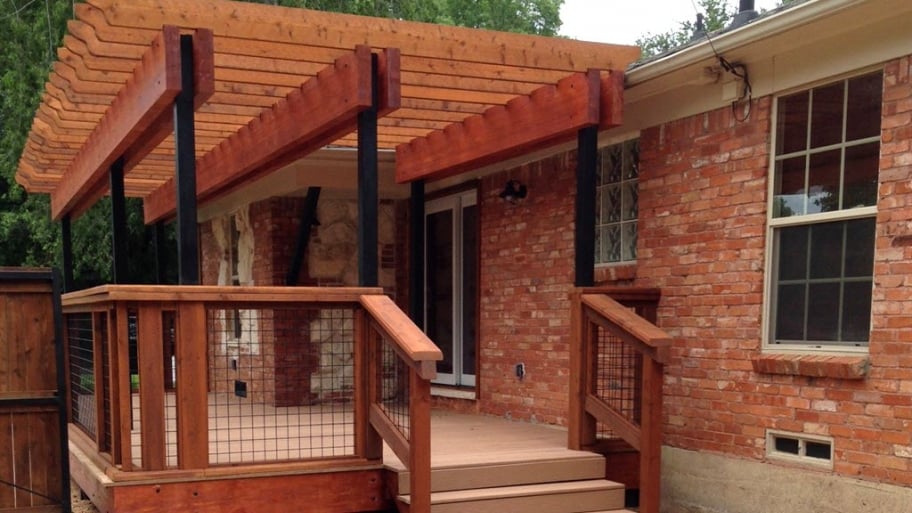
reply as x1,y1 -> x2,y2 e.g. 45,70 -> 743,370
400,479 -> 624,504
387,449 -> 604,472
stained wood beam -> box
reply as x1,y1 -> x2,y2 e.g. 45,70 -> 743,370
143,46 -> 400,224
49,26 -> 214,220
395,70 -> 601,183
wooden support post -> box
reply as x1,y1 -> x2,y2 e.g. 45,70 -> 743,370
114,304 -> 133,471
639,358 -> 663,513
175,303 -> 208,469
408,181 -> 425,327
106,309 -> 122,465
137,305 -> 166,470
354,310 -> 382,460
175,34 -> 199,285
110,158 -> 129,284
61,215 -> 75,292
92,312 -> 107,449
568,292 -> 583,450
358,53 -> 379,287
408,368 -> 432,513
575,125 -> 598,287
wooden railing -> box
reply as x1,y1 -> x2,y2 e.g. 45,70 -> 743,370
62,285 -> 441,511
569,287 -> 670,513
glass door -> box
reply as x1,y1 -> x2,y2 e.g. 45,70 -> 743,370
425,190 -> 477,387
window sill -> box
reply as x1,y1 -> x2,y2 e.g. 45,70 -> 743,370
431,386 -> 476,400
595,263 -> 637,283
751,353 -> 869,380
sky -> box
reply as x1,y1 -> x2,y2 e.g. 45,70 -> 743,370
559,0 -> 782,45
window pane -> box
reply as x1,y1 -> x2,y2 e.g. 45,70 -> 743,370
809,221 -> 844,279
845,218 -> 875,277
807,150 -> 841,213
622,222 -> 638,261
603,185 -> 621,223
622,181 -> 638,221
810,83 -> 844,149
624,140 -> 639,179
807,282 -> 840,341
603,225 -> 621,263
777,91 -> 809,155
778,226 -> 808,281
775,284 -> 806,341
846,73 -> 883,141
842,281 -> 872,342
774,157 -> 806,217
426,210 -> 454,375
844,143 -> 879,209
603,145 -> 622,184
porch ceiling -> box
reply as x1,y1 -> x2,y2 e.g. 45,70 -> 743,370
15,0 -> 638,209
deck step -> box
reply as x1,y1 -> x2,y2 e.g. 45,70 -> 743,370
398,479 -> 625,513
396,452 -> 606,494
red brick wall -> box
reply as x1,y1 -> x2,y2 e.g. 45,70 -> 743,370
622,56 -> 912,487
476,152 -> 577,425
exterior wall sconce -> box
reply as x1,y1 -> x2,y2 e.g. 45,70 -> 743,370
499,180 -> 527,203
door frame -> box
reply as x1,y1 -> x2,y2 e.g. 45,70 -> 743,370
424,187 -> 480,388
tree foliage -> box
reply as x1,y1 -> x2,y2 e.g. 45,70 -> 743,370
635,0 -> 802,60
0,0 -> 562,287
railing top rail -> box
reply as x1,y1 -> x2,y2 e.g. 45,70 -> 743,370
62,284 -> 385,308
574,286 -> 661,304
360,294 -> 443,380
580,293 -> 672,364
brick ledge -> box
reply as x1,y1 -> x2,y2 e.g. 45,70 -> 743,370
751,353 -> 869,380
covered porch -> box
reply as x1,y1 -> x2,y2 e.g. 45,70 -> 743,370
15,1 -> 669,512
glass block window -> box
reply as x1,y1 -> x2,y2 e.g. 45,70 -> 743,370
596,139 -> 639,264
768,72 -> 881,349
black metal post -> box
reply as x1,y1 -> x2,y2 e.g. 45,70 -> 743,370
357,53 -> 380,288
286,187 -> 322,286
61,215 -> 75,292
153,221 -> 167,284
575,126 -> 598,287
109,157 -> 129,284
174,34 -> 199,285
409,180 -> 425,327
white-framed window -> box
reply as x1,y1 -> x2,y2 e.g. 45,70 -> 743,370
765,71 -> 882,350
596,138 -> 639,264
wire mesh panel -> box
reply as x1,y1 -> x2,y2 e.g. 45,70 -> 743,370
67,312 -> 96,438
206,305 -> 357,465
594,324 -> 643,440
378,337 -> 410,441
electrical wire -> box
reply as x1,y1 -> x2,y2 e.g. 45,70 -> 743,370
688,0 -> 754,122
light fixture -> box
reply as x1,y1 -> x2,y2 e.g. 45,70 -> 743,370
498,180 -> 527,203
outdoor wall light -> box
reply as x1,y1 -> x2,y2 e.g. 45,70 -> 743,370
499,180 -> 527,203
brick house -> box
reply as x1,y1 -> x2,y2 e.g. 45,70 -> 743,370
192,1 -> 912,511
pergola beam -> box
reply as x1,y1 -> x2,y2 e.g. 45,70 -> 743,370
395,70 -> 602,183
49,26 -> 214,220
143,46 -> 400,224
49,26 -> 180,220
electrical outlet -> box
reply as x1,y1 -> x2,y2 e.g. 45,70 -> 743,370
515,363 -> 525,380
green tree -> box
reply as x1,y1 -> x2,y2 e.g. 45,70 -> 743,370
0,0 -> 563,287
635,0 -> 801,60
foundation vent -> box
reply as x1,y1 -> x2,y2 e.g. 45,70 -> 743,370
767,430 -> 833,468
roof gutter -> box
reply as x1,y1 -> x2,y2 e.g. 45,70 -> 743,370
626,0 -> 863,86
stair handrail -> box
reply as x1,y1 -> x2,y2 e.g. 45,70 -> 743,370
569,287 -> 670,513
360,294 -> 442,513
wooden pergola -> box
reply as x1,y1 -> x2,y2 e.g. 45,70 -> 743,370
16,0 -> 637,218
